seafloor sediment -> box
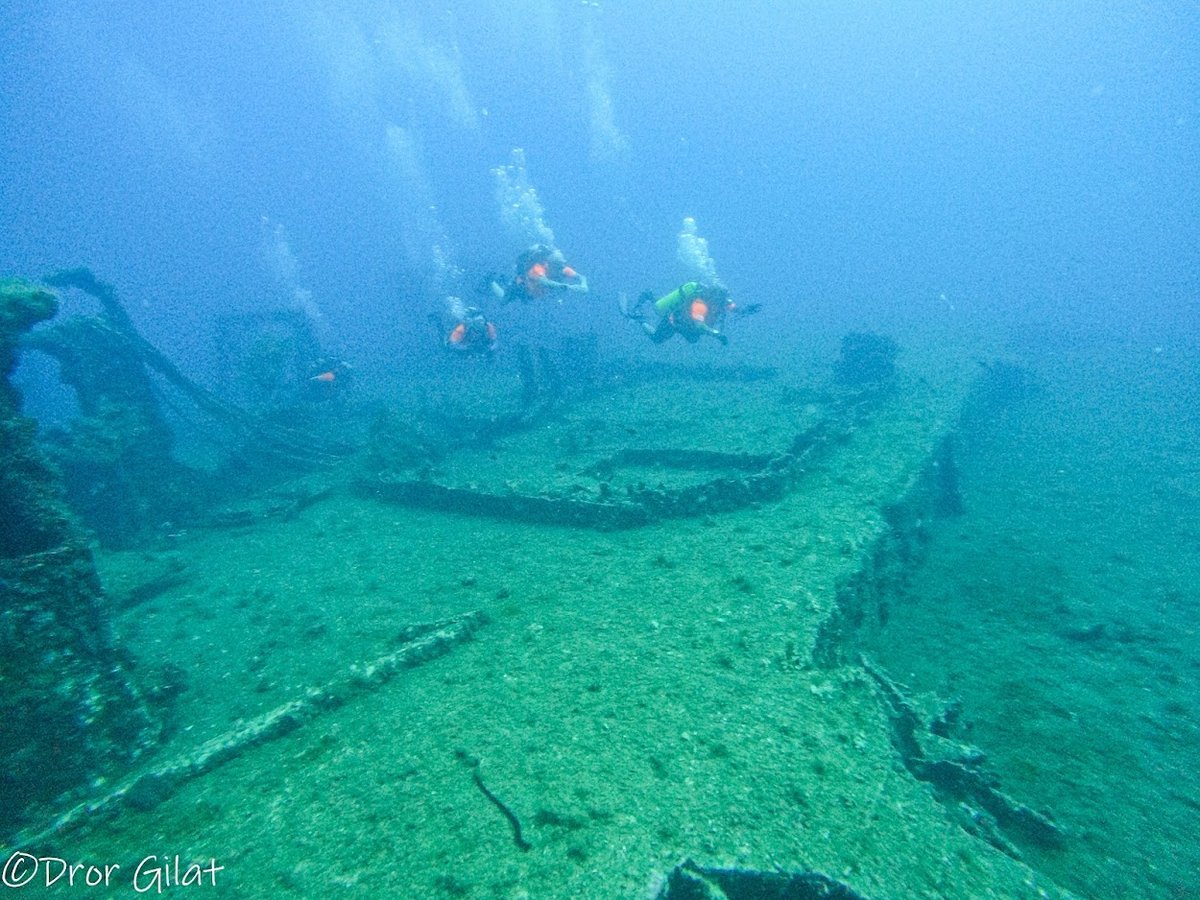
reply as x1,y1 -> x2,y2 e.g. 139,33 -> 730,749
8,329 -> 1085,898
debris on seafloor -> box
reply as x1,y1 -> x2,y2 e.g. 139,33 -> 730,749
453,751 -> 533,853
652,858 -> 869,899
860,655 -> 1065,858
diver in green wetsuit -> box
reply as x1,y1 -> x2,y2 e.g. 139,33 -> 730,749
620,281 -> 736,345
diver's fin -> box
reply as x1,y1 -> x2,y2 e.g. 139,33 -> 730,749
619,290 -> 653,322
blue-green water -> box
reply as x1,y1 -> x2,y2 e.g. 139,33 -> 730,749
1,3 -> 1197,897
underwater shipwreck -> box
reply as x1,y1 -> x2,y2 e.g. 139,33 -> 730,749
3,272 -> 1081,898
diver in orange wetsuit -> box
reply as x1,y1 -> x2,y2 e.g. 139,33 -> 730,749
493,244 -> 588,304
621,281 -> 738,345
442,306 -> 498,356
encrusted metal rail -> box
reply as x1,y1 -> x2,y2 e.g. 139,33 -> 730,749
7,611 -> 487,852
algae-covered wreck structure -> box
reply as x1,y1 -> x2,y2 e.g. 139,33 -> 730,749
2,276 -> 1082,897
0,278 -> 158,827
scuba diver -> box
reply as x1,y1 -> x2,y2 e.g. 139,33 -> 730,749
431,305 -> 499,356
305,357 -> 353,398
491,244 -> 588,304
308,357 -> 352,382
620,281 -> 756,346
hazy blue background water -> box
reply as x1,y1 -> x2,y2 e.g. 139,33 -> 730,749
2,1 -> 1197,381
